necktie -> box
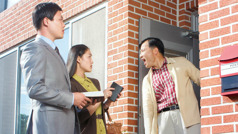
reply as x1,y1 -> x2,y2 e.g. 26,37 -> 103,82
55,47 -> 60,55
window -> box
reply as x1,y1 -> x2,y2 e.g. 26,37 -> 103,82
71,7 -> 106,89
0,0 -> 20,13
0,51 -> 17,134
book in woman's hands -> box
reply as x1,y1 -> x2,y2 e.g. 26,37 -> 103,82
82,91 -> 104,102
109,82 -> 124,102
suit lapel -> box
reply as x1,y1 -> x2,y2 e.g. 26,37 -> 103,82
36,39 -> 71,88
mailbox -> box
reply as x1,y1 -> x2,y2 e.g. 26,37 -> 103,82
219,45 -> 238,96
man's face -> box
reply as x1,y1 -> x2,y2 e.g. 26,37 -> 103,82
48,11 -> 65,40
140,40 -> 155,68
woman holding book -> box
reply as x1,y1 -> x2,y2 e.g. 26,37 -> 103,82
67,44 -> 118,134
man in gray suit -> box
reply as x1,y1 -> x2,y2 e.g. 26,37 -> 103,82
20,2 -> 91,134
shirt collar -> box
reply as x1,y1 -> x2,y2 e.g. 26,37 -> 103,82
152,58 -> 167,71
73,74 -> 91,84
36,35 -> 56,49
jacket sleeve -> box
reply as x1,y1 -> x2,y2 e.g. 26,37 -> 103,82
184,57 -> 200,86
20,44 -> 73,109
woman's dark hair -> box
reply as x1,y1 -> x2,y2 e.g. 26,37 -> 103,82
32,2 -> 62,30
67,44 -> 89,78
139,37 -> 165,56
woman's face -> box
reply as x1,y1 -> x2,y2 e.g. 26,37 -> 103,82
77,49 -> 93,72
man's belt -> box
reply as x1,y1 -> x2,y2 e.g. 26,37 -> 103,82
159,104 -> 179,113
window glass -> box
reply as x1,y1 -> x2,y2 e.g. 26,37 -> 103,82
0,51 -> 17,134
7,0 -> 20,8
19,74 -> 31,134
72,8 -> 106,89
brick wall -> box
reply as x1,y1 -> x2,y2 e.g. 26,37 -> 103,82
1,0 -> 200,133
199,0 -> 238,133
0,0 -> 105,52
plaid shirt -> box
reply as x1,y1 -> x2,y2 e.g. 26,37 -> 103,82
152,58 -> 178,112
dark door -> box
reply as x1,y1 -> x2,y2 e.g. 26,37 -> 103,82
138,18 -> 200,133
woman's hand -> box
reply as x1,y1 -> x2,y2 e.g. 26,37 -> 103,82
103,87 -> 114,99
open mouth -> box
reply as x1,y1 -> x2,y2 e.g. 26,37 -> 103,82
141,58 -> 146,65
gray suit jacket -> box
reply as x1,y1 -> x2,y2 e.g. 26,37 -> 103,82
20,38 -> 75,134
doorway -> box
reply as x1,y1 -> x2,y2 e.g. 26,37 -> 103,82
138,15 -> 200,133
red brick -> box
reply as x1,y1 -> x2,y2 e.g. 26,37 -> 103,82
232,23 -> 238,32
179,15 -> 190,21
137,0 -> 147,4
199,20 -> 219,32
236,104 -> 238,112
232,4 -> 238,13
211,86 -> 221,95
224,114 -> 238,123
124,91 -> 138,98
199,2 -> 218,14
179,21 -> 191,28
167,1 -> 176,9
201,107 -> 210,116
209,7 -> 230,20
118,98 -> 134,105
210,47 -> 222,57
161,5 -> 171,13
142,3 -> 153,12
199,38 -> 219,50
210,26 -> 230,38
113,2 -> 123,9
201,97 -> 221,106
236,124 -> 238,132
221,33 -> 238,45
154,8 -> 165,16
128,12 -> 141,20
221,14 -> 238,26
148,1 -> 159,9
220,0 -> 238,8
201,116 -> 221,125
155,0 -> 165,4
160,16 -> 171,24
200,57 -> 219,68
199,50 -> 209,59
129,0 -> 141,7
201,88 -> 210,97
201,77 -> 221,87
124,119 -> 137,125
124,105 -> 138,112
212,105 -> 233,114
113,66 -> 123,74
135,7 -> 147,16
211,67 -> 219,76
212,125 -> 234,134
148,12 -> 159,20
113,106 -> 124,113
166,12 -> 176,20
200,69 -> 209,78
201,127 -> 210,134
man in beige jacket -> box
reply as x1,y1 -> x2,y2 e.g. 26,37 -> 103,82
139,37 -> 200,134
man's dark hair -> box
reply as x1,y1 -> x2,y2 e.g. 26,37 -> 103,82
32,2 -> 62,30
139,37 -> 165,56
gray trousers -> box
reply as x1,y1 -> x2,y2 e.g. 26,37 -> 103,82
158,109 -> 200,134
